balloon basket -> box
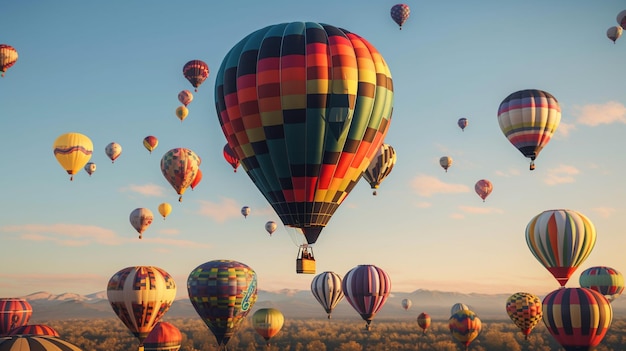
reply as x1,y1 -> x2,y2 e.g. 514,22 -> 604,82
296,246 -> 315,274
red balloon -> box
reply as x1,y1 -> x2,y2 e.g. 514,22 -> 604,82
8,324 -> 60,337
183,60 -> 209,92
143,322 -> 182,351
190,168 -> 203,190
0,298 -> 32,336
223,144 -> 240,172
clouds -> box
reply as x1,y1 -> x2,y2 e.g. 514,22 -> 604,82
410,175 -> 470,197
574,101 -> 626,126
0,223 -> 121,246
544,164 -> 580,185
196,197 -> 275,222
119,183 -> 166,197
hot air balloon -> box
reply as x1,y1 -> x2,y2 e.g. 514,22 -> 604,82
105,142 -> 122,163
449,309 -> 482,351
362,143 -> 397,195
265,221 -> 277,236
505,292 -> 542,340
214,22 -> 394,274
107,266 -> 176,350
222,144 -> 240,172
177,90 -> 193,107
190,169 -> 202,190
497,89 -> 561,170
241,206 -> 250,218
183,60 -> 209,92
252,308 -> 284,347
175,106 -> 188,122
607,25 -> 623,43
0,335 -> 83,350
143,322 -> 182,351
84,162 -> 96,176
8,324 -> 60,337
158,202 -> 172,220
526,209 -> 596,287
160,148 -> 201,202
342,265 -> 391,330
187,260 -> 257,350
0,44 -> 18,77
458,117 -> 468,131
52,132 -> 93,181
439,156 -> 452,172
129,208 -> 153,239
401,298 -> 412,311
474,179 -> 492,202
0,299 -> 32,336
390,4 -> 410,30
543,287 -> 613,351
617,10 -> 626,29
417,312 -> 431,335
143,136 -> 159,154
311,271 -> 344,319
579,266 -> 624,302
450,302 -> 469,316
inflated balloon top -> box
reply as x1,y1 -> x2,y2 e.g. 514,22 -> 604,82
390,4 -> 410,30
0,44 -> 18,77
52,132 -> 93,181
0,298 -> 32,336
183,60 -> 209,92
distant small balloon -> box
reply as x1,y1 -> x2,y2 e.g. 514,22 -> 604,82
265,221 -> 277,236
84,162 -> 96,176
178,90 -> 193,106
607,26 -> 623,44
158,202 -> 172,220
390,4 -> 410,30
143,136 -> 159,154
457,117 -> 468,131
129,208 -> 154,239
175,106 -> 189,122
474,179 -> 492,202
401,298 -> 412,311
439,156 -> 452,172
241,206 -> 250,218
105,142 -> 122,163
0,44 -> 18,77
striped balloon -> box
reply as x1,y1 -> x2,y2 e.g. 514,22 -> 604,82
0,336 -> 82,351
505,292 -> 542,339
342,264 -> 391,330
182,60 -> 209,92
543,288 -> 613,351
311,271 -> 344,319
222,143 -> 240,172
8,324 -> 59,337
449,309 -> 482,351
526,209 -> 596,287
417,312 -> 431,334
362,143 -> 397,195
107,266 -> 177,345
450,302 -> 469,317
497,89 -> 561,170
143,322 -> 182,351
214,22 -> 393,247
0,299 -> 32,336
187,260 -> 257,348
0,44 -> 18,77
579,266 -> 624,302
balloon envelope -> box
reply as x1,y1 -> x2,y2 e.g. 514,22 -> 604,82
417,312 -> 431,334
190,169 -> 202,190
177,90 -> 193,107
311,271 -> 344,318
474,179 -> 492,202
450,302 -> 469,316
158,203 -> 172,220
0,335 -> 82,350
265,221 -> 277,235
342,264 -> 391,329
105,142 -> 122,163
175,106 -> 188,122
241,206 -> 250,218
129,208 -> 154,239
252,308 -> 284,345
449,309 -> 482,349
0,44 -> 18,77
390,4 -> 410,29
187,260 -> 257,348
579,266 -> 624,302
143,322 -> 182,351
0,299 -> 32,336
84,162 -> 96,176
8,324 -> 59,337
457,117 -> 468,131
143,136 -> 159,154
362,143 -> 397,195
439,156 -> 452,172
183,60 -> 209,92
505,292 -> 542,339
222,143 -> 240,172
160,148 -> 201,202
52,132 -> 93,181
526,209 -> 596,287
607,25 -> 623,43
107,266 -> 177,345
401,298 -> 412,311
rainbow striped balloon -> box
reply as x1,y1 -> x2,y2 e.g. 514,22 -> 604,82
449,309 -> 482,350
579,266 -> 625,302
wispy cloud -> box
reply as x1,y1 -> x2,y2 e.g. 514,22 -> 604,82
494,168 -> 521,177
410,175 -> 470,197
0,224 -> 122,246
158,228 -> 181,236
458,206 -> 504,214
555,121 -> 576,138
0,273 -> 106,295
591,207 -> 616,219
196,197 -> 244,222
143,237 -> 211,248
573,101 -> 626,126
119,183 -> 165,197
544,164 -> 580,185
414,201 -> 432,208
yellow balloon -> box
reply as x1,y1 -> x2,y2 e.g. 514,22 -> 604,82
175,106 -> 189,122
52,132 -> 93,181
158,202 -> 172,220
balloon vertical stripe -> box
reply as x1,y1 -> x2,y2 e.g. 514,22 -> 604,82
311,271 -> 344,317
579,266 -> 625,301
0,299 -> 32,336
342,264 -> 391,327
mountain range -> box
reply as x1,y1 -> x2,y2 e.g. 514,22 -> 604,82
19,289 -> 626,322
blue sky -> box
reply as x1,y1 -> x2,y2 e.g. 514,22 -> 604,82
1,1 -> 625,300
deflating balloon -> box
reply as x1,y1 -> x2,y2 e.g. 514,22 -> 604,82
53,132 -> 93,181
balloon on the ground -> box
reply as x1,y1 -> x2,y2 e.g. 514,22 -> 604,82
143,322 -> 182,351
579,266 -> 624,302
129,208 -> 154,239
53,132 -> 93,181
105,142 -> 122,163
311,271 -> 344,319
505,292 -> 542,340
0,298 -> 32,336
390,4 -> 410,30
0,44 -> 18,77
183,60 -> 209,92
362,143 -> 397,195
252,308 -> 284,346
160,148 -> 201,202
449,309 -> 482,351
342,264 -> 391,330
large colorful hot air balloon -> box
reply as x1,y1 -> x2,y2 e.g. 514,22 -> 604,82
439,156 -> 452,172
362,143 -> 396,195
214,22 -> 394,273
497,89 -> 561,170
183,60 -> 209,92
0,44 -> 18,77
187,260 -> 257,350
390,4 -> 410,30
0,335 -> 83,350
607,26 -> 623,44
84,162 -> 96,176
105,142 -> 122,163
265,221 -> 277,236
543,287 -> 613,351
0,299 -> 32,336
526,209 -> 596,287
449,309 -> 482,351
222,143 -> 240,172
401,298 -> 412,311
342,265 -> 391,330
8,324 -> 60,337
160,148 -> 201,202
158,203 -> 172,220
505,292 -> 542,340
450,302 -> 469,316
177,90 -> 193,107
107,266 -> 177,349
52,132 -> 93,181
417,312 -> 431,335
190,169 -> 202,190
175,106 -> 188,122
252,308 -> 284,347
143,136 -> 159,154
143,322 -> 182,351
579,266 -> 624,302
311,271 -> 344,319
129,208 -> 154,239
474,179 -> 492,202
458,117 -> 468,131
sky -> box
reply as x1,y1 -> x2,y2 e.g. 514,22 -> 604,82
1,1 -> 625,301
